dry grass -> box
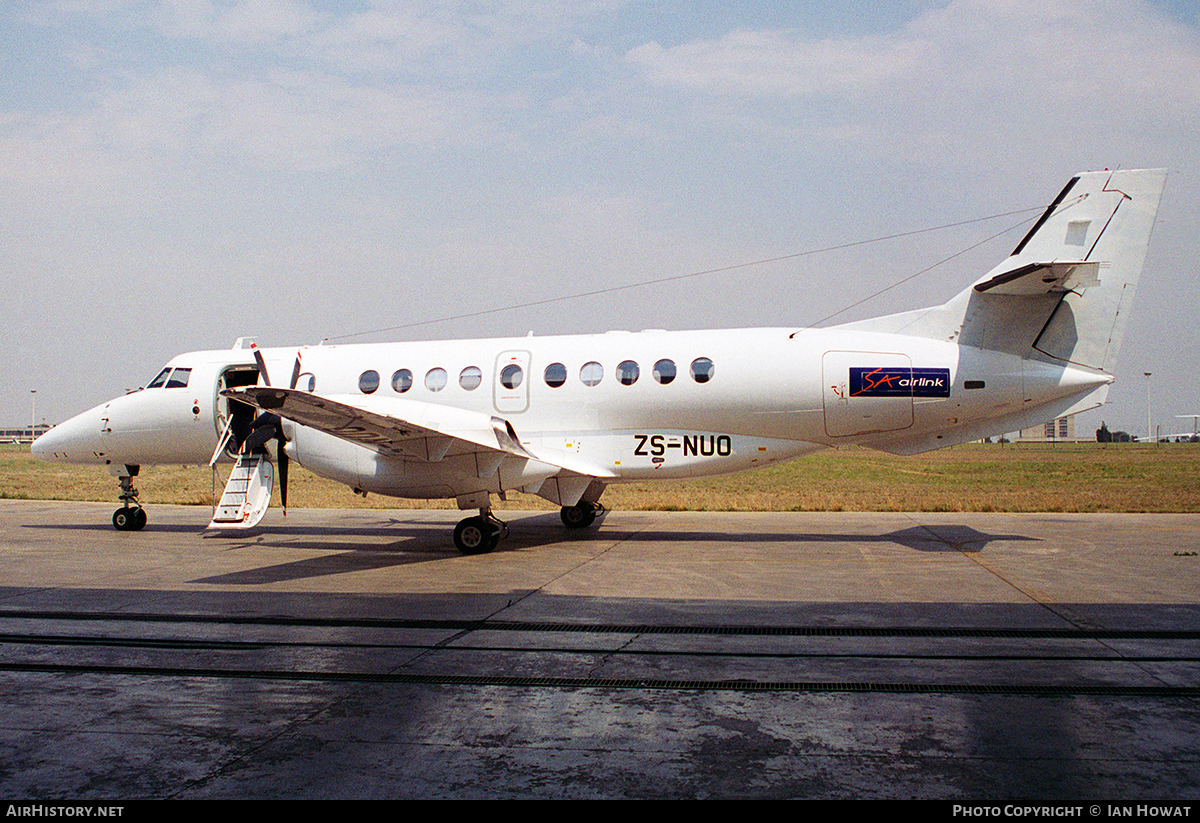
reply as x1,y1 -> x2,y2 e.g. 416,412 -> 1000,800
2,442 -> 1197,513
601,443 -> 1200,513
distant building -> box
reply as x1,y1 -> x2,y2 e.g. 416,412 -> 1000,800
1018,415 -> 1079,442
1,424 -> 52,444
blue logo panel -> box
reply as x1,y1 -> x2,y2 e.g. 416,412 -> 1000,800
849,367 -> 951,398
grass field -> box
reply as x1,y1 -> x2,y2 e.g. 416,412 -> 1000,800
2,442 -> 1197,513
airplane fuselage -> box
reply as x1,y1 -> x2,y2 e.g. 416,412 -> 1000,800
34,325 -> 1107,499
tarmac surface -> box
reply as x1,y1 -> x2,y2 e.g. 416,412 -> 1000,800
1,500 -> 1198,799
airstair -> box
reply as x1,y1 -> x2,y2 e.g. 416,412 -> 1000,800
208,453 -> 274,530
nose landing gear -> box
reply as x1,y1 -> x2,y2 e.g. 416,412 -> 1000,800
111,467 -> 147,531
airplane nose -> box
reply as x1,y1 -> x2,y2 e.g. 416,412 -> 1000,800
30,406 -> 104,464
30,425 -> 65,461
30,430 -> 49,458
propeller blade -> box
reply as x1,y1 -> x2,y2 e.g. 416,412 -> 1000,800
243,384 -> 291,515
251,344 -> 271,387
278,440 -> 289,515
289,352 -> 302,390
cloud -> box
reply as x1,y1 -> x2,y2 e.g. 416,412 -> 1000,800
625,1 -> 1200,114
0,68 -> 463,194
621,0 -> 1200,175
627,29 -> 933,98
149,0 -> 320,42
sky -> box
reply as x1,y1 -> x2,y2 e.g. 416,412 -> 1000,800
3,0 -> 1198,441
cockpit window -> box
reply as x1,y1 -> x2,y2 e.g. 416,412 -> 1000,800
165,368 -> 191,388
146,368 -> 171,389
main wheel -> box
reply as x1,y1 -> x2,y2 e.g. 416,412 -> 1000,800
560,502 -> 597,529
454,517 -> 497,555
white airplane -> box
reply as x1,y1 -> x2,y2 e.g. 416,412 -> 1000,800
33,168 -> 1166,554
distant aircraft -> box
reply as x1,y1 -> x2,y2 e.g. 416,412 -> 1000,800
1162,414 -> 1200,441
33,169 -> 1166,553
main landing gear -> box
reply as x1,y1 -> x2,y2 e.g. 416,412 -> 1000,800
112,468 -> 147,532
453,509 -> 509,555
452,500 -> 605,554
560,500 -> 603,529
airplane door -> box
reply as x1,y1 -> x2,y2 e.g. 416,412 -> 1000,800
822,351 -> 914,437
494,350 -> 531,414
216,364 -> 259,456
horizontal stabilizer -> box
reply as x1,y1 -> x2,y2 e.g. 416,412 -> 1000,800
973,261 -> 1101,295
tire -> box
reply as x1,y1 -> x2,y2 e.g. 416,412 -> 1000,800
560,502 -> 596,529
454,517 -> 496,555
112,509 -> 132,531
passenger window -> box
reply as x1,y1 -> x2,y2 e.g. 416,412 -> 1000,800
391,369 -> 413,393
165,368 -> 191,388
459,366 -> 482,390
690,357 -> 714,384
359,370 -> 380,394
147,368 -> 170,389
298,373 -> 317,392
426,368 -> 448,392
500,364 -> 524,390
653,359 -> 676,385
580,361 -> 603,387
616,360 -> 639,386
544,362 -> 567,388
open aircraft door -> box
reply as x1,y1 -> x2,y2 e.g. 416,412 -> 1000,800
822,351 -> 914,437
214,363 -> 260,457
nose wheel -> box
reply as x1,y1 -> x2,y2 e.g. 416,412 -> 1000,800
111,468 -> 147,531
113,506 -> 147,531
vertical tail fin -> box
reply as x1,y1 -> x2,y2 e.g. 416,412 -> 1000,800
848,169 -> 1166,374
974,168 -> 1166,371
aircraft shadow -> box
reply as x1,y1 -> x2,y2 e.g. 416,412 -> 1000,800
191,515 -> 1037,585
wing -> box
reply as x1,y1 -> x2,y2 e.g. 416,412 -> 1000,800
223,386 -> 614,481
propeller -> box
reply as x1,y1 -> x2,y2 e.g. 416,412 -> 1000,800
245,344 -> 301,514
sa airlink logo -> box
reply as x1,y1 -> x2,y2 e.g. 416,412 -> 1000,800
850,367 -> 952,398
